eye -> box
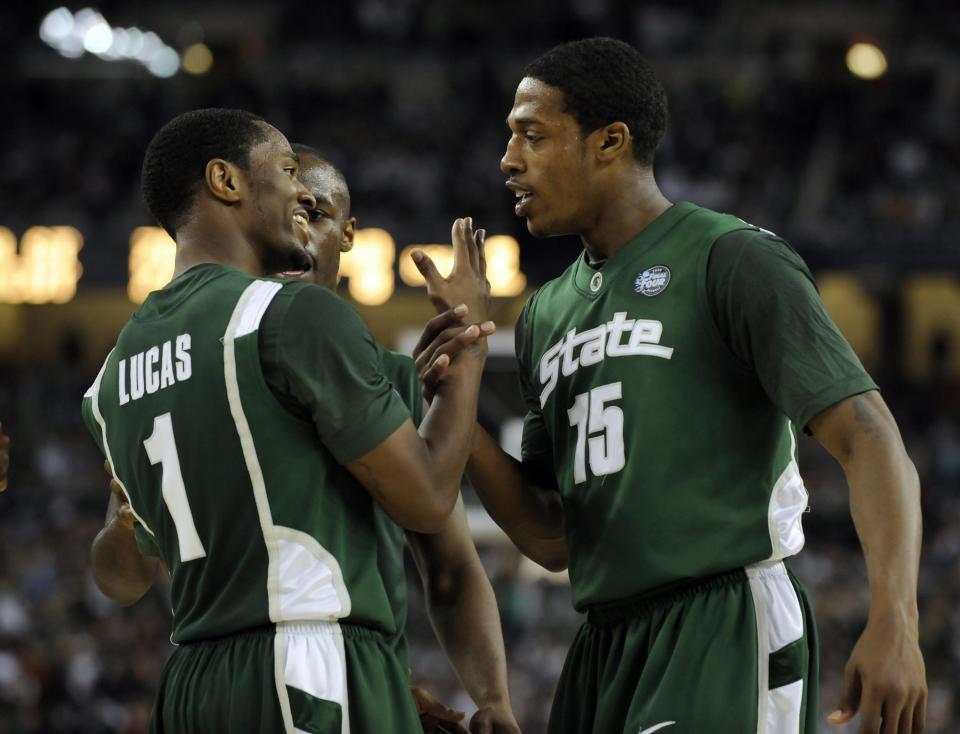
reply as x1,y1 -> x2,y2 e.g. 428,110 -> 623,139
524,132 -> 542,143
308,209 -> 327,222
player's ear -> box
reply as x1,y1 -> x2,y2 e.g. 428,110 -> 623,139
205,159 -> 243,204
341,217 -> 356,252
592,122 -> 631,163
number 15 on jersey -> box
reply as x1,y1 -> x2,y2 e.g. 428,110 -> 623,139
567,382 -> 626,484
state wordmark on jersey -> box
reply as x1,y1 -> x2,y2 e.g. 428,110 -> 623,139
539,312 -> 673,406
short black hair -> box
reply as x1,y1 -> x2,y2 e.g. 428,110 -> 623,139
523,37 -> 668,166
291,143 -> 351,217
141,108 -> 268,237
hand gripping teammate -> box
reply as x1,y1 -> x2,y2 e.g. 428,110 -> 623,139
84,109 -> 495,734
275,147 -> 518,734
414,38 -> 926,734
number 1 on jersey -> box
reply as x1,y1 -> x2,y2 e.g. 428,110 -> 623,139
143,412 -> 207,562
567,382 -> 626,484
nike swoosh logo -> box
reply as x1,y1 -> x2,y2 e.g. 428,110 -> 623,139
638,723 -> 676,734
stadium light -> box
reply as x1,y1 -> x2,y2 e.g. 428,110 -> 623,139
38,8 -> 179,77
181,43 -> 214,75
846,42 -> 888,80
0,227 -> 84,304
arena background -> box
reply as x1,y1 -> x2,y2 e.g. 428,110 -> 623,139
1,1 -> 958,731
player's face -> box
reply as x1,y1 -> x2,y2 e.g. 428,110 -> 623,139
242,123 -> 316,274
501,78 -> 593,238
276,157 -> 355,289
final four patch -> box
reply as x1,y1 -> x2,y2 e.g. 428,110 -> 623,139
634,266 -> 671,296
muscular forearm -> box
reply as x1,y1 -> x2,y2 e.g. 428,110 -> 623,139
424,557 -> 511,710
418,351 -> 486,498
813,392 -> 922,622
91,520 -> 158,605
467,424 -> 567,571
844,430 -> 921,621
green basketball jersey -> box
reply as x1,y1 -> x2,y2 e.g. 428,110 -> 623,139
82,264 -> 412,643
516,203 -> 809,610
372,345 -> 423,672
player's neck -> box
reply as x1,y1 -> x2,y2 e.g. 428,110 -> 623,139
579,170 -> 671,262
171,225 -> 266,279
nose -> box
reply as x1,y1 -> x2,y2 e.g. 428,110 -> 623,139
296,179 -> 316,210
500,135 -> 524,175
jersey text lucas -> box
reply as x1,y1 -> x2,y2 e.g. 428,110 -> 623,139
119,334 -> 193,405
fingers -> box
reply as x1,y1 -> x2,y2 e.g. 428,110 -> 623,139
414,322 -> 495,378
476,228 -> 487,278
413,305 -> 469,360
897,704 -> 914,734
450,218 -> 470,273
412,248 -> 444,289
913,689 -> 926,732
857,689 -> 881,734
829,663 -> 862,726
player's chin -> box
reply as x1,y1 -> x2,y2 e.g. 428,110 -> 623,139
525,214 -> 559,239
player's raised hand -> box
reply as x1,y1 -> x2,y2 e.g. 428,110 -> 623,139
412,217 -> 491,322
413,305 -> 496,401
0,421 -> 9,492
411,685 -> 470,734
828,618 -> 926,733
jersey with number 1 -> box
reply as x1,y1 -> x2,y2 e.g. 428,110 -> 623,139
516,203 -> 809,610
82,264 -> 412,643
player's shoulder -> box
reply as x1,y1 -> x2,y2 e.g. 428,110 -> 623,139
267,280 -> 357,324
711,221 -> 809,274
376,344 -> 415,378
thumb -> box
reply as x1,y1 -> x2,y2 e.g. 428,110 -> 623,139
411,250 -> 442,286
828,664 -> 862,724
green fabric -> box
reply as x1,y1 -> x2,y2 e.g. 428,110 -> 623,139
515,203 -> 811,609
257,279 -> 412,465
82,264 -> 411,642
150,624 -> 421,734
286,686 -> 342,733
707,228 -> 877,431
371,345 -> 423,672
547,569 -> 819,734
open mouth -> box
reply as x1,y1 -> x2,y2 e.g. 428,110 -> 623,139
514,190 -> 534,216
506,180 -> 534,216
293,210 -> 309,229
276,245 -> 314,280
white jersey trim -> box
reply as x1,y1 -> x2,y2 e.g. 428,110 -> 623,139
766,425 -> 807,561
747,560 -> 805,734
86,349 -> 155,536
223,279 -> 352,734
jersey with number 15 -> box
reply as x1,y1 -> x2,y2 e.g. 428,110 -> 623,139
516,203 -> 813,611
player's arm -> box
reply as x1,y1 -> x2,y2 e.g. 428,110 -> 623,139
0,420 -> 9,492
709,229 -> 926,734
90,474 -> 159,605
271,219 -> 493,534
810,393 -> 926,733
406,495 -> 520,734
346,344 -> 487,534
412,301 -> 568,572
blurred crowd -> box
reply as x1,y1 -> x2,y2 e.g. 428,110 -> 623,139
0,358 -> 958,732
2,0 -> 958,286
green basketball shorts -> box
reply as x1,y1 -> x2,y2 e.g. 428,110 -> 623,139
548,560 -> 819,734
150,620 -> 421,734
